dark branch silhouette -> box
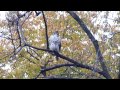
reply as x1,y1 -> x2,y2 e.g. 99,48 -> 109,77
25,43 -> 109,79
35,11 -> 41,16
42,11 -> 49,49
5,11 -> 115,79
67,11 -> 112,79
35,63 -> 106,79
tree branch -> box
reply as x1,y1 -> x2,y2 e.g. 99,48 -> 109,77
25,43 -> 52,53
42,11 -> 49,49
25,44 -> 109,79
41,63 -> 102,74
35,11 -> 41,16
21,11 -> 33,26
67,11 -> 112,79
35,63 -> 106,79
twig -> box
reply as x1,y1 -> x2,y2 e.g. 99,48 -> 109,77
42,11 -> 49,49
27,49 -> 40,61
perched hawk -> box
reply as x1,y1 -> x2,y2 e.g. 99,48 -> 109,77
49,31 -> 61,60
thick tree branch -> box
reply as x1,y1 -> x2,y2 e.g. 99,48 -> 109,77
67,11 -> 112,79
41,64 -> 102,74
25,44 -> 109,79
35,63 -> 106,79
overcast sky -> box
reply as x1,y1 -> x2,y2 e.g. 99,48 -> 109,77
0,11 -> 7,20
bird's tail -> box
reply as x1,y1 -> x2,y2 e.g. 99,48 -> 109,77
56,56 -> 59,60
54,51 -> 59,60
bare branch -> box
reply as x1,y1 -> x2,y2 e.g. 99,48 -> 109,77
25,43 -> 52,53
16,16 -> 26,46
29,47 -> 42,58
26,48 -> 40,61
35,11 -> 41,16
41,64 -> 102,73
67,11 -> 112,79
21,11 -> 33,26
42,11 -> 49,49
35,63 -> 106,79
25,43 -> 110,79
41,11 -> 50,77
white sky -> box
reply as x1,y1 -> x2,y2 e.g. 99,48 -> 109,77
92,11 -> 118,26
0,11 -> 7,20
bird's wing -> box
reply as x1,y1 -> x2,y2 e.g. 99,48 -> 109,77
59,42 -> 61,52
49,35 -> 54,43
58,36 -> 61,52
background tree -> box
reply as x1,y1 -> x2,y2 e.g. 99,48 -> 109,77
0,11 -> 120,79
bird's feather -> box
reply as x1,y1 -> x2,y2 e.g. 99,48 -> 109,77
49,31 -> 61,60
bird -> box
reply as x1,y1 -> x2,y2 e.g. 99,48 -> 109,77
49,31 -> 61,60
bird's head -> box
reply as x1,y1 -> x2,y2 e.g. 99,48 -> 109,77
53,31 -> 59,36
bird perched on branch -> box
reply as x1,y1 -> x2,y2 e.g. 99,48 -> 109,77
49,31 -> 61,60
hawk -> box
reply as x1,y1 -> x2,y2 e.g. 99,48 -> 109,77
49,31 -> 61,60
